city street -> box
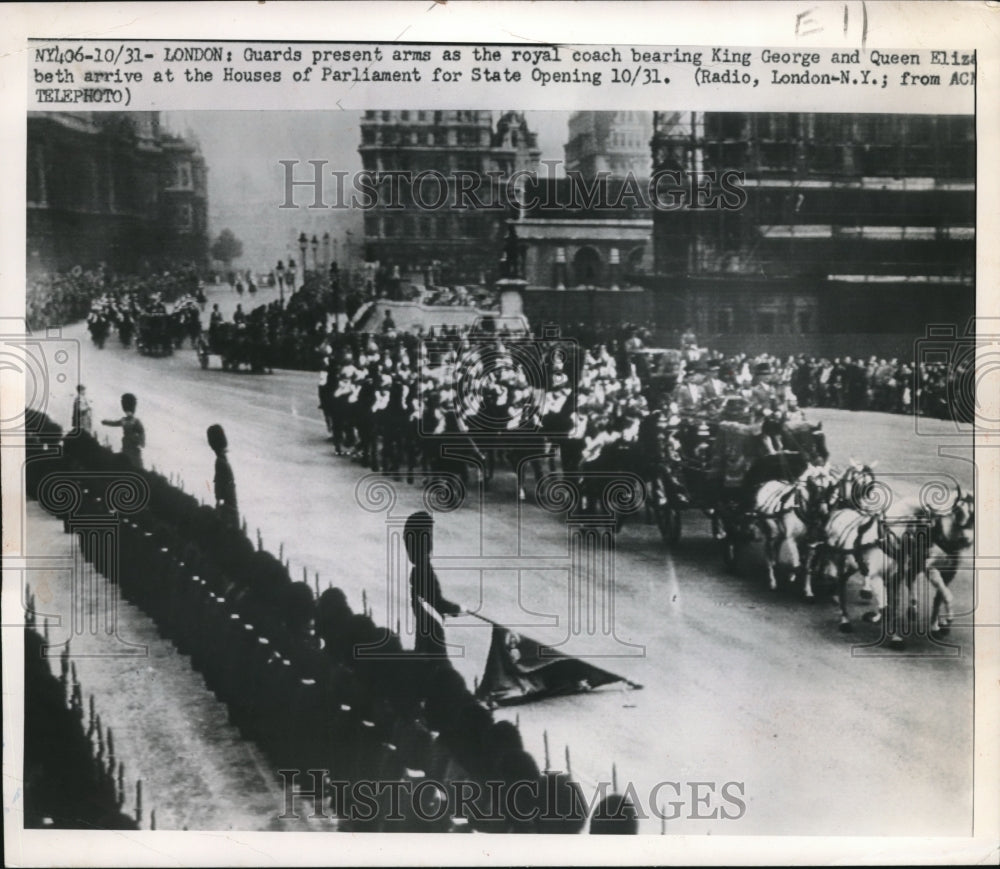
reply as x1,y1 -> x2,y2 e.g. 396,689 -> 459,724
31,281 -> 975,835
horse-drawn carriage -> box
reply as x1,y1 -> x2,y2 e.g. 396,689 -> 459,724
706,416 -> 829,568
197,322 -> 271,373
578,399 -> 829,557
136,313 -> 174,356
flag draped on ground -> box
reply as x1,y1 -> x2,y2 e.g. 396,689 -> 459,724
473,617 -> 642,706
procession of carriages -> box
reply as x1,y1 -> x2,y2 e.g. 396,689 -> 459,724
197,321 -> 271,373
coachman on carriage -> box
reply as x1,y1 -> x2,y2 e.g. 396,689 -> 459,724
708,412 -> 829,568
135,312 -> 174,356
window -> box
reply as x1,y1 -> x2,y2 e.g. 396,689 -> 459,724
177,202 -> 193,231
177,162 -> 192,189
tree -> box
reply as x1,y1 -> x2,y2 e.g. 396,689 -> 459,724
210,229 -> 243,267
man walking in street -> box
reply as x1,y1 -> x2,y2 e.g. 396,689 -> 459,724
72,384 -> 93,434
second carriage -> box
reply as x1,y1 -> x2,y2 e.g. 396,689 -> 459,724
197,322 -> 272,373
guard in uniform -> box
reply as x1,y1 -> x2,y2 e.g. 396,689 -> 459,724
404,511 -> 462,657
101,392 -> 145,469
207,423 -> 239,530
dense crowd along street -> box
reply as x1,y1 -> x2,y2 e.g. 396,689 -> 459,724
27,264 -> 973,423
19,275 -> 975,834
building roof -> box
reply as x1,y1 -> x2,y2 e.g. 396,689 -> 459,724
512,218 -> 652,242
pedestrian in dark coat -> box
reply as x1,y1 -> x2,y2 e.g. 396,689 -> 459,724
72,384 -> 93,434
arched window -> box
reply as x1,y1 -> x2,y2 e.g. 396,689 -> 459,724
572,246 -> 602,286
627,245 -> 646,273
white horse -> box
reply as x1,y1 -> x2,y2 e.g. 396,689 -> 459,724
821,505 -> 895,633
753,463 -> 836,598
893,486 -> 974,637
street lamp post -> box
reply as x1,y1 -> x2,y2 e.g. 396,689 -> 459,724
344,230 -> 353,294
276,260 -> 285,307
330,261 -> 341,334
311,235 -> 319,271
298,232 -> 308,288
322,232 -> 330,270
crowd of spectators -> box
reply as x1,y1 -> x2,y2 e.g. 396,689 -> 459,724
27,264 -> 970,426
27,263 -> 203,332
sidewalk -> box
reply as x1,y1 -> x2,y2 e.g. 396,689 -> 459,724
23,500 -> 329,831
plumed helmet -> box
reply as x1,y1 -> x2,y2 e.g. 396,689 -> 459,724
206,423 -> 228,452
488,720 -> 524,757
589,793 -> 639,834
535,772 -> 588,834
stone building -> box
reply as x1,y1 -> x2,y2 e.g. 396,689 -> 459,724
26,112 -> 209,274
648,111 -> 975,355
564,111 -> 654,179
358,110 -> 541,289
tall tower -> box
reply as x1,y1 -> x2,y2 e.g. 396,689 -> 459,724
564,111 -> 654,179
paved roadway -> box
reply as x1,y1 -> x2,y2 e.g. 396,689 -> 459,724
37,281 -> 975,835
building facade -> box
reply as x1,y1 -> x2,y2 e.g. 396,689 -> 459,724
648,111 -> 975,353
26,112 -> 209,274
564,111 -> 654,179
358,110 -> 541,289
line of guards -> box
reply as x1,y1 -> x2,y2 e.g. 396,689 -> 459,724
29,418 -> 639,833
23,618 -> 139,830
313,330 -> 796,498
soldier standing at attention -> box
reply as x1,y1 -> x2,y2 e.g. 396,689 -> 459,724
101,392 -> 145,468
207,424 -> 239,529
404,511 -> 462,657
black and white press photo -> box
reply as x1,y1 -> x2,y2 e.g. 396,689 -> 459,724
3,3 -> 997,866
